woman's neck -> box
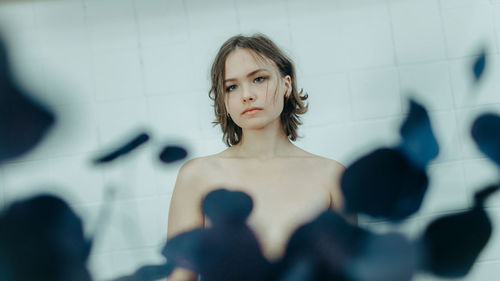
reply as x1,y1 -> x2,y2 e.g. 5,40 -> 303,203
229,121 -> 295,160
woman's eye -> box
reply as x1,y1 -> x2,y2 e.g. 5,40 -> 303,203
226,85 -> 237,92
254,76 -> 266,83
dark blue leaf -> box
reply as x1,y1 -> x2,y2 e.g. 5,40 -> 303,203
418,185 -> 499,277
93,132 -> 150,164
159,145 -> 187,164
399,98 -> 439,168
0,194 -> 91,281
0,34 -> 55,162
161,189 -> 272,281
346,233 -> 416,281
473,50 -> 487,82
279,209 -> 368,281
471,113 -> 500,167
202,189 -> 253,225
341,148 -> 428,220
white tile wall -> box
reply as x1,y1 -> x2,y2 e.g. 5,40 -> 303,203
351,116 -> 402,161
33,1 -> 88,56
301,72 -> 352,126
389,0 -> 447,64
197,93 -> 224,139
2,159 -> 68,203
2,0 -> 500,280
88,251 -> 117,281
337,0 -> 395,70
46,154 -> 105,205
91,49 -> 144,101
291,24 -> 347,76
420,162 -> 469,215
0,1 -> 35,29
493,4 -> 500,54
440,0 -> 490,10
188,33 -> 230,91
95,97 -> 150,146
85,196 -> 164,254
462,158 -> 500,208
427,110 -> 462,163
297,122 -> 358,166
441,1 -> 497,59
134,0 -> 189,47
40,51 -> 95,106
109,247 -> 165,277
153,162 -> 180,195
236,0 -> 289,36
350,67 -> 402,120
449,54 -> 500,109
185,0 -> 239,44
146,93 -> 202,140
141,42 -> 194,96
85,0 -> 139,52
398,61 -> 454,112
288,0 -> 347,76
100,145 -> 159,200
158,193 -> 173,243
0,2 -> 43,62
466,260 -> 500,281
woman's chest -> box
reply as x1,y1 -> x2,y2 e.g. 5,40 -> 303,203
202,158 -> 331,213
201,159 -> 332,260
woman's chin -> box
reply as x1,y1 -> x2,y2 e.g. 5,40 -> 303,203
241,123 -> 275,131
235,116 -> 282,131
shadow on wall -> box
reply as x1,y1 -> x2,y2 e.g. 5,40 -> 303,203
0,18 -> 498,281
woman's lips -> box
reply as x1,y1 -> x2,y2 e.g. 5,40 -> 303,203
243,108 -> 261,115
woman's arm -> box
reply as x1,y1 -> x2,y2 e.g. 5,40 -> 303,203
329,161 -> 358,226
166,158 -> 206,281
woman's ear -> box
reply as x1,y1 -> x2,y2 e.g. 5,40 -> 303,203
284,75 -> 292,98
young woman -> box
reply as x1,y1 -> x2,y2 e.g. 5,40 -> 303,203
166,33 -> 354,281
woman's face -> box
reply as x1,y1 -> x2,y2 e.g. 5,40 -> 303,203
223,48 -> 291,130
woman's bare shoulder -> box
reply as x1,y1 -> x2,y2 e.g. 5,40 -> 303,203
294,147 -> 345,171
319,156 -> 345,171
180,155 -> 218,174
177,153 -> 227,184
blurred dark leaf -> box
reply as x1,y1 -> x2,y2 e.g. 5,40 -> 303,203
110,263 -> 175,281
202,189 -> 253,225
418,185 -> 499,278
278,209 -> 368,281
0,194 -> 91,281
473,50 -> 487,83
0,34 -> 55,162
161,188 -> 272,281
158,145 -> 187,164
399,98 -> 439,168
341,99 -> 436,221
341,148 -> 428,220
93,132 -> 149,164
276,257 -> 316,281
346,232 -> 416,281
471,113 -> 500,167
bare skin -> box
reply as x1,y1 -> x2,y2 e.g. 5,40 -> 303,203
166,47 -> 354,281
166,147 -> 348,281
201,146 -> 346,260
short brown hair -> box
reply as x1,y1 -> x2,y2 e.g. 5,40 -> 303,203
208,33 -> 309,147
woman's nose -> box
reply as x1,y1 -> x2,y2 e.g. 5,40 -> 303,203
241,86 -> 256,102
